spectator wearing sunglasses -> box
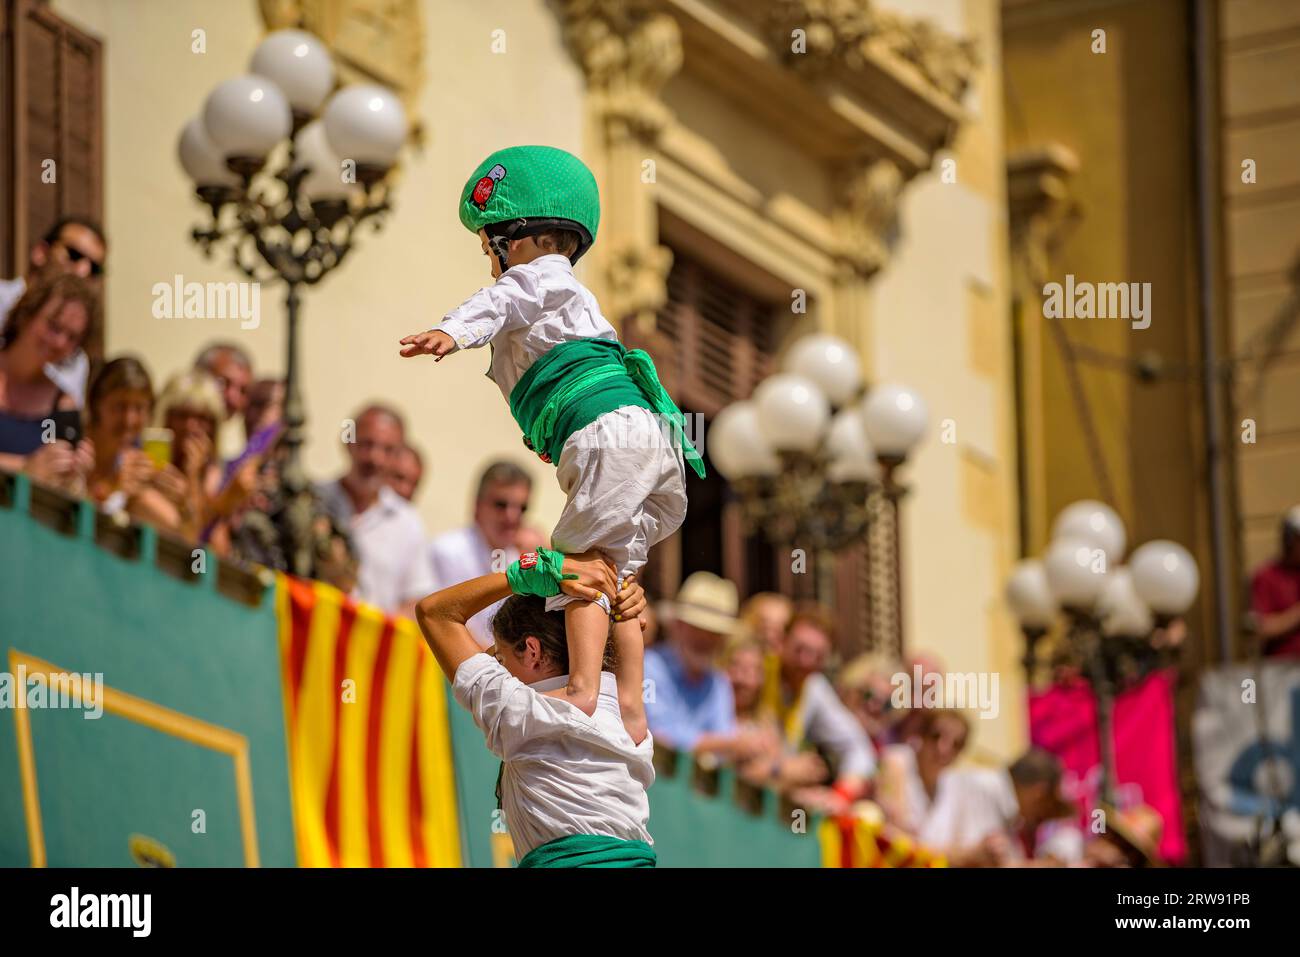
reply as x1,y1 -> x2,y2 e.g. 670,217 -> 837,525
837,652 -> 906,751
0,217 -> 106,408
428,460 -> 534,647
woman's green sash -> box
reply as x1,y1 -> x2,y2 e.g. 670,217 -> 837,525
507,338 -> 705,478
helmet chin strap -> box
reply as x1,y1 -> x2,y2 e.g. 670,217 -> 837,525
486,218 -> 527,274
488,234 -> 511,273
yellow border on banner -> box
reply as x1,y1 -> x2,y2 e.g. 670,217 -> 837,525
10,649 -> 260,868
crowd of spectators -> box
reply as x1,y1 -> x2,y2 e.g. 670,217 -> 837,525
639,575 -> 1176,867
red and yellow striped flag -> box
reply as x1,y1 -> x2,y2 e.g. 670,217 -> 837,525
277,575 -> 462,867
819,807 -> 947,868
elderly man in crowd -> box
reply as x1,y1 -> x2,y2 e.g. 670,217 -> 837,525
428,460 -> 533,647
644,572 -> 761,760
316,404 -> 436,618
764,604 -> 877,813
1250,506 -> 1300,657
0,216 -> 107,407
194,342 -> 254,460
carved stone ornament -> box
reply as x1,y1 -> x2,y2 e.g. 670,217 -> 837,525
1006,145 -> 1081,289
558,0 -> 683,138
764,0 -> 977,103
832,157 -> 904,278
606,240 -> 675,331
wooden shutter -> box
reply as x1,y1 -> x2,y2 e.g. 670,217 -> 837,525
640,254 -> 777,418
1,0 -> 103,298
626,248 -> 780,602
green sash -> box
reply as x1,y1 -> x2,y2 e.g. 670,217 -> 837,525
517,834 -> 658,869
507,338 -> 705,478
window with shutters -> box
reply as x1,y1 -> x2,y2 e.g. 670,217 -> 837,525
0,0 -> 103,350
628,245 -> 875,655
626,248 -> 781,603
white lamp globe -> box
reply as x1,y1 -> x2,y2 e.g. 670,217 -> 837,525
1129,540 -> 1200,616
202,75 -> 292,159
1005,559 -> 1057,630
825,408 -> 881,483
862,384 -> 928,459
1043,537 -> 1110,609
293,121 -> 352,201
249,29 -> 334,114
177,117 -> 238,186
753,374 -> 830,454
1097,568 -> 1155,637
1051,500 -> 1127,565
708,401 -> 779,480
783,334 -> 862,406
322,84 -> 407,167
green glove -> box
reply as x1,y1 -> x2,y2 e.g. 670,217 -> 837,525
506,547 -> 577,597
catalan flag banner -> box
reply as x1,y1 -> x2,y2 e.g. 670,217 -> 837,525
276,575 -> 462,867
819,811 -> 947,868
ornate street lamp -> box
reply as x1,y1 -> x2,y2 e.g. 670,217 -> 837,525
178,29 -> 409,576
1005,500 -> 1200,805
708,333 -> 927,656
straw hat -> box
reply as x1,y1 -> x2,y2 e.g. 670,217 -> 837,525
671,571 -> 739,635
1099,802 -> 1163,866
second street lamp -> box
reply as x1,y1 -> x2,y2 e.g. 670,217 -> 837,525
709,333 -> 926,656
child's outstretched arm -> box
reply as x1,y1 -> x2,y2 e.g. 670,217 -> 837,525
397,267 -> 540,360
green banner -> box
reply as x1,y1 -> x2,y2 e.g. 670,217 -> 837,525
0,475 -> 296,867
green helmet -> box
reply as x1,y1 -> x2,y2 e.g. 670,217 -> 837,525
459,145 -> 600,267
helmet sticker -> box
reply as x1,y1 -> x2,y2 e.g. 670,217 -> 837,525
472,164 -> 507,210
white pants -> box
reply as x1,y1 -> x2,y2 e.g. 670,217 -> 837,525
545,406 -> 688,611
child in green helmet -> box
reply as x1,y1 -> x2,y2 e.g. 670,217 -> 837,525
400,145 -> 704,740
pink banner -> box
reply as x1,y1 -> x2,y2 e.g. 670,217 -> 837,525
1028,669 -> 1185,864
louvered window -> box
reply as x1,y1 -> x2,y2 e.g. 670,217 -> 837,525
650,255 -> 776,417
626,247 -> 781,604
628,246 -> 877,655
1,0 -> 103,351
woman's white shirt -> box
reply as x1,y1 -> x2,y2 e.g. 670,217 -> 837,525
452,652 -> 654,859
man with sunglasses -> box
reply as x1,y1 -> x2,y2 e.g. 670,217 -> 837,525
428,460 -> 534,648
0,217 -> 106,407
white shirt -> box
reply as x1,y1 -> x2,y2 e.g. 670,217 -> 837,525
316,480 -> 437,614
453,653 -> 654,860
433,254 -> 618,400
0,276 -> 90,407
428,525 -> 518,648
884,744 -> 1015,849
785,672 -> 877,779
